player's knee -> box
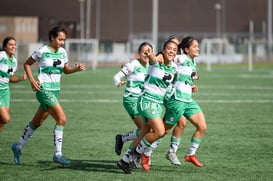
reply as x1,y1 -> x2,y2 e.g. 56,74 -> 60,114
0,116 -> 10,124
59,118 -> 67,126
158,129 -> 165,137
178,120 -> 187,128
203,124 -> 207,132
198,124 -> 207,133
55,115 -> 66,126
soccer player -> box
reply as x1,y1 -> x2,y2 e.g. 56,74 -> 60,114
11,27 -> 85,165
117,39 -> 178,174
140,37 -> 204,171
164,36 -> 207,167
140,36 -> 187,166
113,42 -> 151,156
142,35 -> 186,166
0,36 -> 26,133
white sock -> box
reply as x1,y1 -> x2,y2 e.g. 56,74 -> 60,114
144,139 -> 161,156
169,143 -> 179,153
187,137 -> 202,155
122,149 -> 131,163
187,142 -> 199,155
168,136 -> 181,153
54,125 -> 64,156
17,123 -> 35,150
122,130 -> 137,142
136,138 -> 151,154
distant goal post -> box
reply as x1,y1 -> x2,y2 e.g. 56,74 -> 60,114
198,38 -> 243,71
65,38 -> 99,70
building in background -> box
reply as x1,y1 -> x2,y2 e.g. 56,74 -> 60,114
0,0 -> 272,66
0,16 -> 38,43
0,0 -> 270,42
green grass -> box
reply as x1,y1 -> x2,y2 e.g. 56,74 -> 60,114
0,63 -> 273,181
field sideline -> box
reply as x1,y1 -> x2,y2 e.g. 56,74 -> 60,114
0,63 -> 272,181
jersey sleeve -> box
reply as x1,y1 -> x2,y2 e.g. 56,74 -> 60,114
113,70 -> 126,87
120,60 -> 135,76
31,48 -> 42,62
174,54 -> 187,64
113,60 -> 135,87
62,48 -> 69,64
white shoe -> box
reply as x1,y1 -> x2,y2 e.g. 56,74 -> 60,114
166,152 -> 181,165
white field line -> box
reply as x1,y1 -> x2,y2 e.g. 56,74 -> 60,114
196,85 -> 273,90
10,90 -> 273,98
11,98 -> 273,103
10,83 -> 273,103
239,74 -> 273,79
11,84 -> 273,90
11,85 -> 273,92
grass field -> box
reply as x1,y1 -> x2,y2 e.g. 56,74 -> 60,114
0,63 -> 272,181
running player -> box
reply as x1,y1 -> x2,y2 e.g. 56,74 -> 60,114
117,39 -> 178,174
0,36 -> 26,133
11,27 -> 85,165
142,35 -> 185,166
113,42 -> 151,156
164,36 -> 206,167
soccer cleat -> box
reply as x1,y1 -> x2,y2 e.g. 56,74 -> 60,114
141,153 -> 151,171
117,159 -> 133,174
53,155 -> 71,165
11,143 -> 21,164
129,150 -> 141,168
115,134 -> 124,156
166,152 -> 181,165
184,154 -> 203,167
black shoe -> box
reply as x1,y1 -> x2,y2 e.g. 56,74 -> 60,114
117,159 -> 133,174
129,149 -> 141,168
115,134 -> 124,156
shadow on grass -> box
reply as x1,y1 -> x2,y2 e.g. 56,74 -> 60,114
0,158 -> 205,176
38,159 -> 122,173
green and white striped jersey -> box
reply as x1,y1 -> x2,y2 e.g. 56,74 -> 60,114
121,59 -> 148,97
173,54 -> 197,102
0,51 -> 17,90
31,45 -> 68,91
143,61 -> 177,103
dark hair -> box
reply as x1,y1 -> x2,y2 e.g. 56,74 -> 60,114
48,26 -> 67,41
2,36 -> 16,51
179,36 -> 195,54
165,35 -> 179,42
138,41 -> 153,53
163,40 -> 178,50
157,35 -> 180,55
